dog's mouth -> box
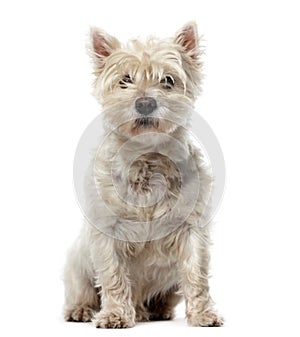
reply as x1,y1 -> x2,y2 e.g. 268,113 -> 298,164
133,117 -> 159,129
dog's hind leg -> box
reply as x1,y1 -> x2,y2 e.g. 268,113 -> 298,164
147,286 -> 182,321
63,240 -> 100,322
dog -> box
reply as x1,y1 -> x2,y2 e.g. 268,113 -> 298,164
64,22 -> 223,328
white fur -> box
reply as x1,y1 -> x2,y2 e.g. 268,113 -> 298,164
64,22 -> 223,328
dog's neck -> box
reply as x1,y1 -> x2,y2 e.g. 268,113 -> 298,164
108,126 -> 191,164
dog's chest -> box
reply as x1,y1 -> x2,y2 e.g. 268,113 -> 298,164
96,151 -> 185,223
127,153 -> 181,196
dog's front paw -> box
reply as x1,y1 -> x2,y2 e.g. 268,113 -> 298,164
187,310 -> 224,327
93,310 -> 135,328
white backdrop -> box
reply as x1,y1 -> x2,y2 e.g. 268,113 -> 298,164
0,1 -> 299,336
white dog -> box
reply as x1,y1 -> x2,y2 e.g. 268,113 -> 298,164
64,22 -> 223,328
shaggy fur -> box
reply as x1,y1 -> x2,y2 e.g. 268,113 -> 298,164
64,22 -> 223,328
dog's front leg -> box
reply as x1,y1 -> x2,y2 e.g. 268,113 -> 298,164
92,236 -> 135,328
178,227 -> 223,327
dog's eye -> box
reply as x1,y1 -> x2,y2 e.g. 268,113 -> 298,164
160,75 -> 175,89
119,75 -> 133,89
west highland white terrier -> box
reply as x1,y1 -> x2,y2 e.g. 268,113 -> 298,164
64,22 -> 223,328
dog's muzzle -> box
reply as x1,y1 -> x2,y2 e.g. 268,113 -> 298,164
135,97 -> 157,115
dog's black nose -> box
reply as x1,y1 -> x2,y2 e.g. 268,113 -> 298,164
135,97 -> 157,115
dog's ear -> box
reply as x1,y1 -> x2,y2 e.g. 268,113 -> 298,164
174,22 -> 202,98
89,28 -> 121,75
174,22 -> 200,60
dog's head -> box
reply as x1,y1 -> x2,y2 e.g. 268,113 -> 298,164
89,23 -> 202,138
